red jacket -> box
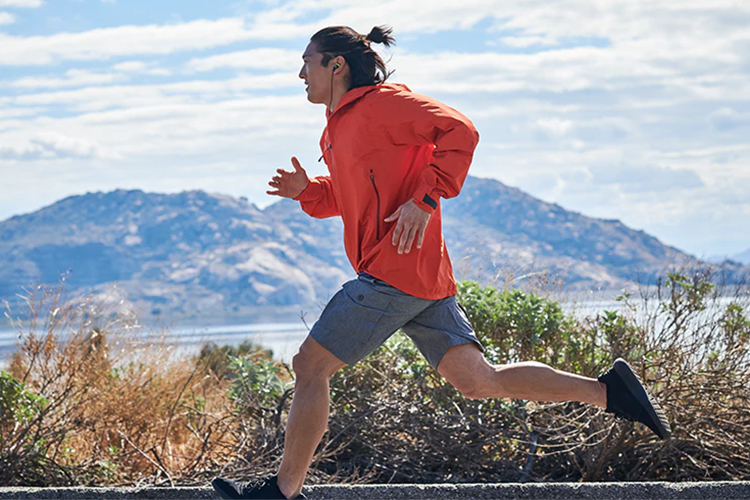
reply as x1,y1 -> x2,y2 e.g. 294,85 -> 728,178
295,83 -> 479,300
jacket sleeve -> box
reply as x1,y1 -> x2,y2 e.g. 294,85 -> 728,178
293,175 -> 341,219
381,90 -> 479,212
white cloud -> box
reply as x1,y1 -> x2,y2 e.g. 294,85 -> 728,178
533,118 -> 575,138
0,88 -> 321,165
0,18 -> 265,66
588,164 -> 705,193
1,0 -> 750,256
9,69 -> 122,89
0,131 -> 115,160
0,0 -> 41,7
499,35 -> 557,48
186,48 -> 301,72
112,61 -> 172,76
390,43 -> 744,98
112,61 -> 145,72
8,85 -> 175,112
0,11 -> 15,24
708,108 -> 750,132
0,106 -> 43,119
3,72 -> 301,114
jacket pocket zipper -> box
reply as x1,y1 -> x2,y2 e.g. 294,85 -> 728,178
369,169 -> 381,240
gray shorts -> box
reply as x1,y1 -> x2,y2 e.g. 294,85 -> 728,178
310,273 -> 484,368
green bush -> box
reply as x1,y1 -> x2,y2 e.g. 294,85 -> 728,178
196,340 -> 274,380
227,354 -> 293,411
0,371 -> 48,428
457,281 -> 591,371
312,272 -> 750,483
0,371 -> 51,484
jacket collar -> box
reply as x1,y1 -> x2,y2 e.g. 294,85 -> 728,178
326,83 -> 412,120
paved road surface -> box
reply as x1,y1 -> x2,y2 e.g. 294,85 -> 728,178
2,482 -> 750,499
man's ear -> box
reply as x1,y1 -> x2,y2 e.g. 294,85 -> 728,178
332,56 -> 344,72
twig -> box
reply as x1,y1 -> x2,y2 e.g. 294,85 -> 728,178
161,359 -> 202,456
117,430 -> 174,487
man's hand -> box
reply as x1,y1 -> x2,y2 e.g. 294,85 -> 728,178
267,157 -> 310,199
384,199 -> 432,254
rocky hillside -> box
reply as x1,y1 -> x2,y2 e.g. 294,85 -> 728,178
0,190 -> 349,321
1,176 -> 744,322
444,178 -> 699,288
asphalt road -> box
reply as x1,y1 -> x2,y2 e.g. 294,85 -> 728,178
1,482 -> 750,499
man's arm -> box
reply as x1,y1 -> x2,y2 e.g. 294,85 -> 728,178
382,90 -> 479,210
381,90 -> 479,253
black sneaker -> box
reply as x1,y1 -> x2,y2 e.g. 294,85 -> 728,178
598,358 -> 672,440
211,474 -> 306,499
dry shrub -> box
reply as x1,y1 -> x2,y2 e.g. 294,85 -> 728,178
0,282 -> 291,486
310,269 -> 750,483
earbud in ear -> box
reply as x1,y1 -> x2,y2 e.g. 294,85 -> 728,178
333,63 -> 341,70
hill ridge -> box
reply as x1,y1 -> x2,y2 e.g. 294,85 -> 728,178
1,175 -> 745,322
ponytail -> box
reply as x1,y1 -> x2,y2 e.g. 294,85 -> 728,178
310,25 -> 395,89
365,25 -> 395,47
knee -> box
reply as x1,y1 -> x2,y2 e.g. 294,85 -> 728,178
291,348 -> 339,382
457,382 -> 485,400
291,351 -> 318,381
451,368 -> 496,400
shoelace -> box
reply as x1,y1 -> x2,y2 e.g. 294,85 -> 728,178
241,476 -> 272,493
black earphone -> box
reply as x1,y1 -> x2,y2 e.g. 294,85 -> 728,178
329,61 -> 341,111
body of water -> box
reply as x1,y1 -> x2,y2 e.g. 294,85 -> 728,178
0,320 -> 311,366
2,295 -> 747,368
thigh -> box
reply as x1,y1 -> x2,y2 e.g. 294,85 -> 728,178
401,296 -> 484,369
310,274 -> 432,366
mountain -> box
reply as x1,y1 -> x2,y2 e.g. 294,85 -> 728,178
0,190 -> 349,322
731,248 -> 750,265
443,178 -> 707,288
1,176 -> 745,322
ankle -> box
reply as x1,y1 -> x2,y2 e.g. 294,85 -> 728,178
597,381 -> 608,409
276,474 -> 302,499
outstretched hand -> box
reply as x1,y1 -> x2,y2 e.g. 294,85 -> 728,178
267,157 -> 310,199
384,199 -> 432,254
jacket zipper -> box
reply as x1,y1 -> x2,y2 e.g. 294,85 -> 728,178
318,144 -> 332,162
369,169 -> 381,240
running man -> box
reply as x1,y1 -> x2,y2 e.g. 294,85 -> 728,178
212,25 -> 671,500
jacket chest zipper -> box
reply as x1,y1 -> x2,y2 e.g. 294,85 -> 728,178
369,169 -> 381,240
318,144 -> 332,162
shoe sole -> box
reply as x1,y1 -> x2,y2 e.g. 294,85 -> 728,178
211,478 -> 239,500
613,358 -> 671,439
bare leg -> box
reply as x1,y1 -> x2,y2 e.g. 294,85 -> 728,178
277,336 -> 346,499
437,344 -> 607,407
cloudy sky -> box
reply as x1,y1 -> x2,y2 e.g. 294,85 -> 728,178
1,0 -> 749,258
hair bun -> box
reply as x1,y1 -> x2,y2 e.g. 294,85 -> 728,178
365,25 -> 395,47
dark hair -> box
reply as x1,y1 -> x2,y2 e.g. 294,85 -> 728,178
310,25 -> 395,89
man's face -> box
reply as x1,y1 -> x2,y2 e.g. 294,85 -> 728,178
299,42 -> 334,105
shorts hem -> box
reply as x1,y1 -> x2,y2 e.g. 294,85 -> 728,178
309,329 -> 357,366
428,336 -> 485,370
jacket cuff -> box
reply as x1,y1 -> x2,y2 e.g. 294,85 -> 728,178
293,178 -> 321,202
412,192 -> 439,213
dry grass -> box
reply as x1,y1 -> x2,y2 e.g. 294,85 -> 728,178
1,268 -> 749,486
0,282 -> 289,486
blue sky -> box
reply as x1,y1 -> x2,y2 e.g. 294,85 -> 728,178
1,0 -> 749,259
